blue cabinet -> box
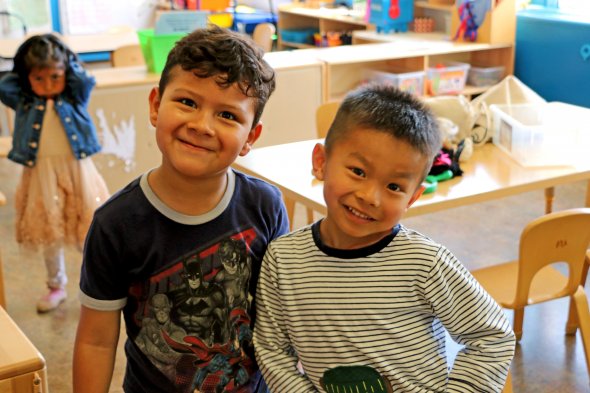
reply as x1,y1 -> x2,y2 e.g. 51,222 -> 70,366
515,8 -> 590,107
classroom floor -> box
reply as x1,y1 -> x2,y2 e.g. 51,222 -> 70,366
1,156 -> 589,393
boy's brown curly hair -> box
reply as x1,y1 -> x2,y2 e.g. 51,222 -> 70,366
159,25 -> 276,128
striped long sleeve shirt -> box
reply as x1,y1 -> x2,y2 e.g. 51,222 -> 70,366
254,223 -> 515,393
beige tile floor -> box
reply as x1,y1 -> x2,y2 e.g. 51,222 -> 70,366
1,156 -> 589,392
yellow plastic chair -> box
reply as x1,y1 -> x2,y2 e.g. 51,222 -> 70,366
111,44 -> 145,67
252,23 -> 275,53
471,208 -> 590,375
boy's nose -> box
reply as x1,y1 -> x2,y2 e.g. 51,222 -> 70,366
189,112 -> 215,135
357,183 -> 381,207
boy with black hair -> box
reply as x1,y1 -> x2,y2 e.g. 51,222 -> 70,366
254,84 -> 515,393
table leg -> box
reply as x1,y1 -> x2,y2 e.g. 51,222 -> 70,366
284,197 -> 295,231
0,251 -> 5,308
586,179 -> 590,208
0,191 -> 5,308
544,187 -> 555,214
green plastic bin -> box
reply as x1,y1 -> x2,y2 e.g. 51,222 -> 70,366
137,29 -> 187,73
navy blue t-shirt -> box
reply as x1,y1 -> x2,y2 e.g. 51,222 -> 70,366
79,169 -> 289,393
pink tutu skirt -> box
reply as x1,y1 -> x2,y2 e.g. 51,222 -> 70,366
14,155 -> 110,250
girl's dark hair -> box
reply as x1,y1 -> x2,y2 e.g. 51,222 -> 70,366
159,25 -> 275,128
12,33 -> 77,93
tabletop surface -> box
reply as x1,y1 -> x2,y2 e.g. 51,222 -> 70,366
0,306 -> 45,380
233,139 -> 590,217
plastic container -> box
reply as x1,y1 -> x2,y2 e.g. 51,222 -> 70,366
364,69 -> 425,96
200,0 -> 230,11
137,29 -> 187,73
490,102 -> 590,167
279,28 -> 318,45
426,62 -> 470,95
467,65 -> 505,87
209,13 -> 233,28
233,12 -> 277,34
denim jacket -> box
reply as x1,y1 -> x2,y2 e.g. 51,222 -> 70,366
0,59 -> 101,167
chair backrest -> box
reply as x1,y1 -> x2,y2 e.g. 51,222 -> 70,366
315,101 -> 341,139
252,23 -> 275,53
515,208 -> 590,306
111,44 -> 145,67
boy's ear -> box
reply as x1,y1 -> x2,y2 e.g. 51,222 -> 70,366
148,87 -> 161,127
311,143 -> 327,181
405,184 -> 426,211
239,122 -> 263,156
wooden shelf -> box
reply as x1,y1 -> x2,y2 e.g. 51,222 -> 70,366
281,41 -> 317,49
277,5 -> 373,50
316,36 -> 514,102
415,0 -> 453,12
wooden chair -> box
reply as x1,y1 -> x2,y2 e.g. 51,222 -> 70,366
111,44 -> 145,67
315,101 -> 340,139
302,101 -> 342,225
252,23 -> 275,53
285,101 -> 341,228
471,208 -> 590,375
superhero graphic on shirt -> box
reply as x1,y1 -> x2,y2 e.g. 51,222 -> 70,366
131,230 -> 257,393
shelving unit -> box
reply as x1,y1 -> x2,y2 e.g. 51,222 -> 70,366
277,5 -> 374,50
414,0 -> 454,35
317,34 -> 513,101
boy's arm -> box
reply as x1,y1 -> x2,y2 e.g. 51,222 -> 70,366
73,305 -> 121,393
427,250 -> 516,393
254,247 -> 318,392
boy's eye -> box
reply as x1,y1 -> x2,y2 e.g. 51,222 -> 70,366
219,111 -> 236,121
179,98 -> 196,108
351,167 -> 365,177
387,183 -> 401,192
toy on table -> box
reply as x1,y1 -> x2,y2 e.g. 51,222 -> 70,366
423,141 -> 466,194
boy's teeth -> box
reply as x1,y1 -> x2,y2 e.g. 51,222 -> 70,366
348,206 -> 370,220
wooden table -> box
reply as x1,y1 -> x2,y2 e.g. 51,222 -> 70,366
233,139 -> 590,224
0,306 -> 48,392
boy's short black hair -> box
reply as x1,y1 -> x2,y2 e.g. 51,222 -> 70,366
325,83 -> 441,177
159,25 -> 276,128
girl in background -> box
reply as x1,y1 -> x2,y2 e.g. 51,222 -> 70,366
0,34 -> 110,312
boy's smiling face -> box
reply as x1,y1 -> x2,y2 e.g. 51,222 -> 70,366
312,128 -> 427,250
149,66 -> 261,181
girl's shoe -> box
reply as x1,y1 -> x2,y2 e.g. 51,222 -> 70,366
36,288 -> 67,313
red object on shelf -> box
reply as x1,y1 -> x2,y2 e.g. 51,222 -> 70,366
389,0 -> 400,19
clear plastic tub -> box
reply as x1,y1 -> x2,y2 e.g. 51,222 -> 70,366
426,62 -> 470,95
467,65 -> 505,87
490,102 -> 590,167
363,69 -> 425,96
